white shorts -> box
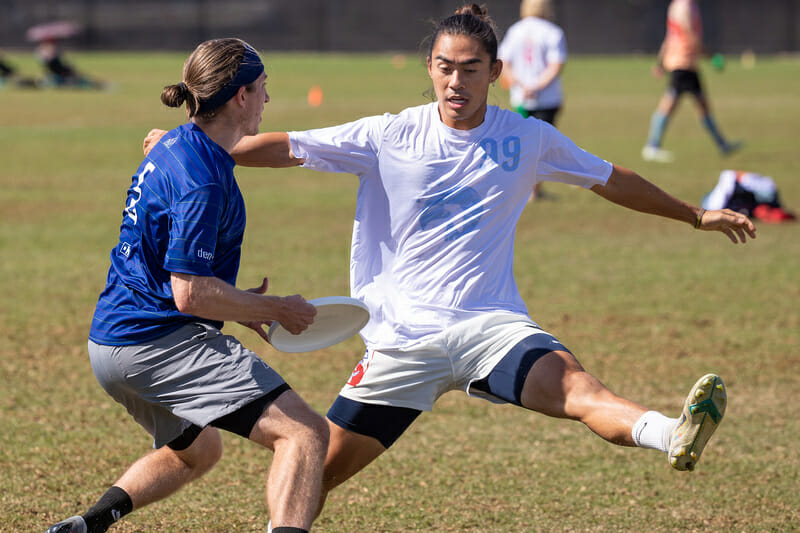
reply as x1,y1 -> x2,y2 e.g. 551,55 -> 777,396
338,313 -> 549,412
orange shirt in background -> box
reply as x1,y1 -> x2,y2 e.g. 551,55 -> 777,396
662,0 -> 702,71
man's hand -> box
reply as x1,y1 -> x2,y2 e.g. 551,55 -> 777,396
276,295 -> 317,336
651,63 -> 665,78
143,129 -> 168,156
698,209 -> 757,244
237,277 -> 317,341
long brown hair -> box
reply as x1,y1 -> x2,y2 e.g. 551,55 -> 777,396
161,38 -> 252,119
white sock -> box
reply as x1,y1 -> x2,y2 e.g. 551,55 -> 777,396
267,520 -> 272,533
632,411 -> 677,453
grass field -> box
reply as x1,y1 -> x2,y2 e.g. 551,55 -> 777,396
1,49 -> 798,532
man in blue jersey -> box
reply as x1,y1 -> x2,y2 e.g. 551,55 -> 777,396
47,39 -> 327,533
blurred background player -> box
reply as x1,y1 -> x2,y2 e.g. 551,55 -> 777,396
642,0 -> 741,163
0,50 -> 15,82
46,38 -> 327,533
35,38 -> 106,89
0,49 -> 39,88
498,0 -> 566,200
25,21 -> 107,89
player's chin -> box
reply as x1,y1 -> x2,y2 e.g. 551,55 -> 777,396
245,117 -> 262,137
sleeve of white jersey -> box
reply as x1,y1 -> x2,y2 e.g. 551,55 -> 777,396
535,122 -> 612,188
288,114 -> 390,176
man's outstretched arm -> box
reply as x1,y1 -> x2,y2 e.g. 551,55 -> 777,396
144,130 -> 304,168
591,165 -> 756,244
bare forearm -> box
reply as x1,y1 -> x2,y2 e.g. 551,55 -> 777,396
171,273 -> 298,323
591,165 -> 700,226
231,132 -> 304,168
590,165 -> 756,244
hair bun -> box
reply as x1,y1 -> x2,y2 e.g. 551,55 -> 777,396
455,3 -> 488,19
160,81 -> 191,109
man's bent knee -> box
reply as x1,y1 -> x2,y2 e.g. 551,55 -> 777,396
519,350 -> 589,416
173,426 -> 223,476
283,410 -> 330,455
249,390 -> 329,453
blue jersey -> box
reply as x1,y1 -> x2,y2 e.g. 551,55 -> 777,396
90,123 -> 246,345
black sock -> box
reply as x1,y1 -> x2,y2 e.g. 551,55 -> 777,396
272,528 -> 309,533
83,486 -> 133,533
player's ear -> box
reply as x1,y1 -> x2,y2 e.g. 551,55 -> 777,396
490,59 -> 503,84
234,85 -> 248,108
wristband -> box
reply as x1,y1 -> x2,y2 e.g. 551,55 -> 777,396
694,208 -> 706,229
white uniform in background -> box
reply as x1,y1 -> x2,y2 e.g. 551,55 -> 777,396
498,16 -> 567,111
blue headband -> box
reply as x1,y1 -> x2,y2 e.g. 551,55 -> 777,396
197,45 -> 264,114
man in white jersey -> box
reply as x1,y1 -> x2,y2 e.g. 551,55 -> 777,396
146,4 -> 756,522
499,0 -> 566,125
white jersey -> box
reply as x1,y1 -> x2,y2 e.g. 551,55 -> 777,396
498,16 -> 567,109
289,103 -> 611,349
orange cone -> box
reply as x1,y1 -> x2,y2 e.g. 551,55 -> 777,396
307,85 -> 323,107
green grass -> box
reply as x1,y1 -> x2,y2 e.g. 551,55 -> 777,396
1,50 -> 798,531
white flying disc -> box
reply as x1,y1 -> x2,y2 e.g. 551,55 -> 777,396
267,296 -> 370,353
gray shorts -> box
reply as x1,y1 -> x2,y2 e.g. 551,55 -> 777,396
89,322 -> 286,448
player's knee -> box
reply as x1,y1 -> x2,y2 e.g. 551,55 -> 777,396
563,371 -> 615,412
193,430 -> 223,473
296,413 -> 330,456
272,410 -> 329,459
564,368 -> 604,396
175,427 -> 223,476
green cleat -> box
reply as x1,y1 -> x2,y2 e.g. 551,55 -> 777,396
669,373 -> 727,471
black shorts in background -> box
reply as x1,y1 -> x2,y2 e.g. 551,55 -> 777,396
515,105 -> 560,126
669,69 -> 703,96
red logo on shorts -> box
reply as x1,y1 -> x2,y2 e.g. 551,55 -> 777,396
347,351 -> 372,386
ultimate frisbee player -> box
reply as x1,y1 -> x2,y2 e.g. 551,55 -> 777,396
147,4 -> 756,524
48,39 -> 327,533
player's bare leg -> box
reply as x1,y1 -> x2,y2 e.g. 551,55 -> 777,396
46,427 -> 224,533
643,91 -> 678,162
314,420 -> 387,518
114,426 -> 223,508
248,391 -> 329,531
519,350 -> 647,446
692,93 -> 741,155
519,351 -> 726,471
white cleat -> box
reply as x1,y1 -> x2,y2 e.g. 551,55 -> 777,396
641,145 -> 675,163
669,373 -> 727,471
